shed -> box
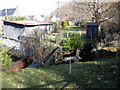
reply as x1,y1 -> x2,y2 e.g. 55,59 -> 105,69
3,20 -> 53,39
86,22 -> 99,41
2,20 -> 53,57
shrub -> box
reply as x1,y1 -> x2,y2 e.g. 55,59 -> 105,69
29,30 -> 56,67
63,20 -> 69,28
15,17 -> 25,21
80,43 -> 95,61
0,47 -> 13,69
62,34 -> 84,52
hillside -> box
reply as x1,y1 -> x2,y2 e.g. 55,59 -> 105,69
2,57 -> 119,88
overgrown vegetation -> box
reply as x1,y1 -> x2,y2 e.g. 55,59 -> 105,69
28,30 -> 56,67
62,20 -> 69,28
0,46 -> 13,69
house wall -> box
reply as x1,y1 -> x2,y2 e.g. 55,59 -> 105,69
0,20 -> 2,31
2,21 -> 53,57
4,22 -> 53,40
23,25 -> 48,35
44,25 -> 53,33
46,25 -> 50,33
4,25 -> 24,39
45,25 -> 53,33
50,25 -> 53,32
0,17 -> 4,31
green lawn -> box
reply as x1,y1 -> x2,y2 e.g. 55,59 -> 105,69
2,57 -> 119,88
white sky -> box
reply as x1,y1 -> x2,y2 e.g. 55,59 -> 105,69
0,0 -> 71,16
1,0 -> 118,16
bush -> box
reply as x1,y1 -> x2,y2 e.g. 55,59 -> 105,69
29,30 -> 56,67
0,47 -> 13,69
15,17 -> 25,21
63,20 -> 69,28
79,43 -> 96,61
62,34 -> 84,52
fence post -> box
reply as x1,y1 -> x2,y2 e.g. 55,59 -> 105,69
69,60 -> 71,74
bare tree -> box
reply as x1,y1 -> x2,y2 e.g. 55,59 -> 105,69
73,0 -> 118,24
50,1 -> 91,22
28,29 -> 53,67
53,0 -> 118,24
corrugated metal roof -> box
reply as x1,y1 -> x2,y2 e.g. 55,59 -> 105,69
3,20 -> 53,26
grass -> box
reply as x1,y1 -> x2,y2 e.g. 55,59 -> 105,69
2,57 -> 119,89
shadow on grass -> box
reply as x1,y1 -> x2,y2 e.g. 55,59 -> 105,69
23,80 -> 67,89
38,57 -> 119,88
2,57 -> 119,88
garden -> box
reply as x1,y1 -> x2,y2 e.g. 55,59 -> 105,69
0,1 -> 120,89
1,23 -> 119,88
2,57 -> 119,88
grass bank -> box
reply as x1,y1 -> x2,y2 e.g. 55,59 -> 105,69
2,57 -> 119,88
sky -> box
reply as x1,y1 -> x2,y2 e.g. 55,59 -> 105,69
0,0 -> 118,16
0,0 -> 71,16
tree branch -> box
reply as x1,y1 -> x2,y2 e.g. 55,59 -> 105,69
99,15 -> 115,24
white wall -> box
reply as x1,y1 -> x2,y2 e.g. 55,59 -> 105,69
4,25 -> 23,39
4,24 -> 53,39
0,17 -> 4,31
23,26 -> 46,35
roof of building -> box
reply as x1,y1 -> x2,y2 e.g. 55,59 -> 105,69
3,20 -> 53,26
0,8 -> 16,16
